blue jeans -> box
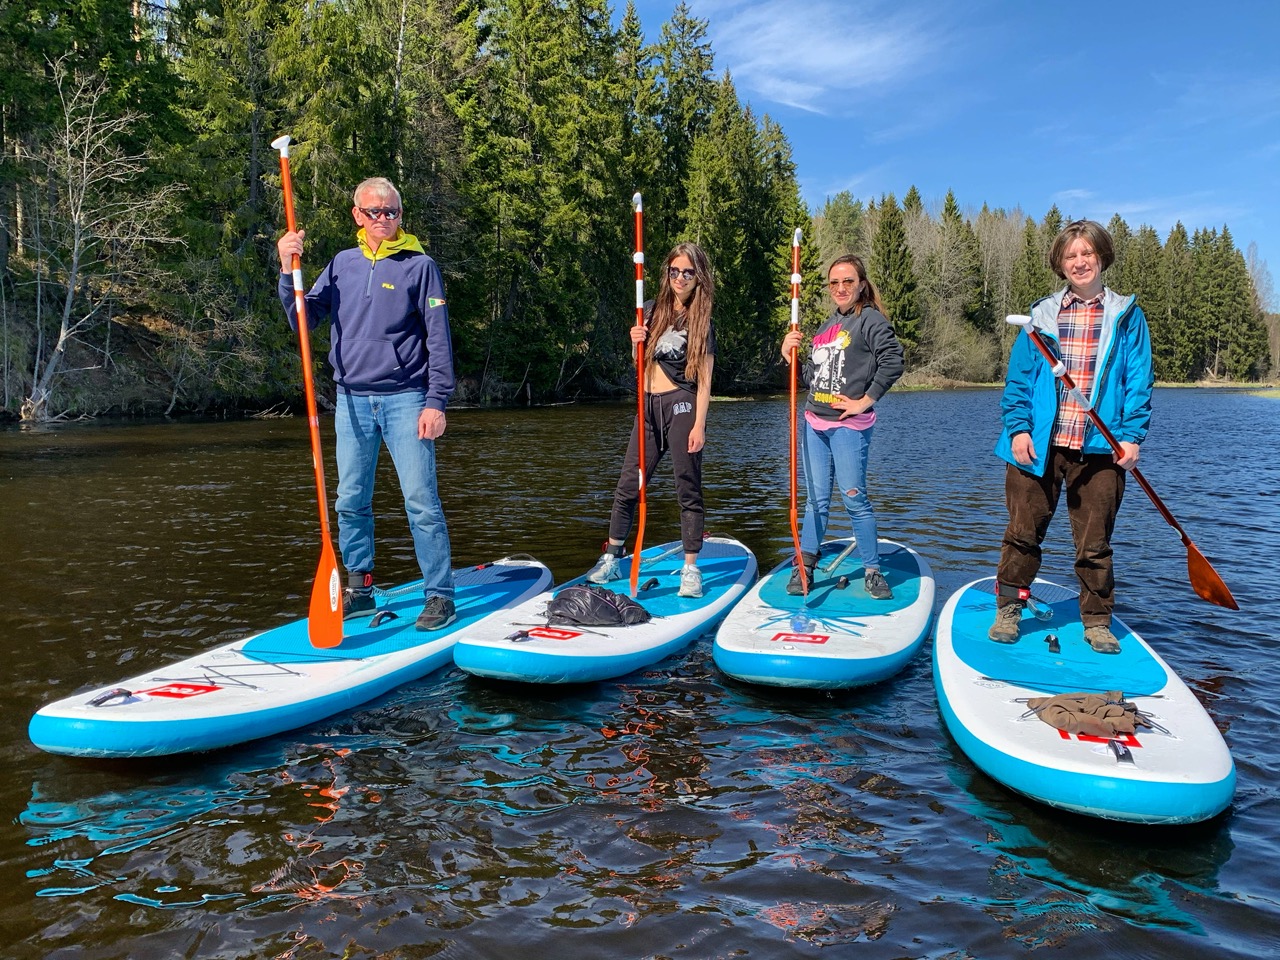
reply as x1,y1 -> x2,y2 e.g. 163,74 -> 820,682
334,390 -> 453,599
800,423 -> 881,570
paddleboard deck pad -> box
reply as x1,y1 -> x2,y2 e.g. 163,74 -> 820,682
29,557 -> 553,758
712,539 -> 934,689
934,576 -> 1235,824
453,536 -> 757,683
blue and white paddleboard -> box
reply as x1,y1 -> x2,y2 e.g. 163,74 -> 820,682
29,557 -> 553,758
453,537 -> 757,684
934,576 -> 1236,825
712,539 -> 934,689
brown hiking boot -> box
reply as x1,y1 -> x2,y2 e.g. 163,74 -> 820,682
988,602 -> 1024,643
1084,625 -> 1121,654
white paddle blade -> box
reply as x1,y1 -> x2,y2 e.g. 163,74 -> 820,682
793,227 -> 802,246
632,192 -> 642,211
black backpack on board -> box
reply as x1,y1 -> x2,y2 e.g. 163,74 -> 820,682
544,584 -> 651,627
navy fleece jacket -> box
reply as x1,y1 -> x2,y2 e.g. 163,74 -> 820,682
279,230 -> 456,410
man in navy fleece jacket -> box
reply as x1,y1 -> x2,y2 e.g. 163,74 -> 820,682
276,177 -> 458,631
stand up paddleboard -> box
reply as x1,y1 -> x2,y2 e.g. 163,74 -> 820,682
934,577 -> 1235,825
29,557 -> 553,758
453,537 -> 757,684
713,538 -> 934,689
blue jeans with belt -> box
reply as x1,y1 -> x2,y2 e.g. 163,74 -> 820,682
334,390 -> 454,599
799,422 -> 881,570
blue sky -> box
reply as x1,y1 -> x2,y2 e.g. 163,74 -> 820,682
627,0 -> 1280,303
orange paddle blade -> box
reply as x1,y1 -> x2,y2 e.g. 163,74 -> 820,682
308,540 -> 344,648
1186,540 -> 1239,610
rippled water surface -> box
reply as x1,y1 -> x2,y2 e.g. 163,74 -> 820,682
2,389 -> 1277,958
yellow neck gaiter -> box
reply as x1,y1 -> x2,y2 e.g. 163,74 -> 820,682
357,228 -> 426,261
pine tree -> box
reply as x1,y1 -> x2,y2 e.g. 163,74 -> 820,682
1210,227 -> 1268,380
869,194 -> 921,358
1107,213 -> 1132,284
650,2 -> 715,260
935,189 -> 987,329
814,191 -> 863,267
1010,217 -> 1053,313
1117,225 -> 1165,336
1156,223 -> 1195,380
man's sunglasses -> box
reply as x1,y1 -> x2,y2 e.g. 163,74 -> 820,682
358,207 -> 401,221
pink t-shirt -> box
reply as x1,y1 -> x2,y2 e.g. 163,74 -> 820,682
805,409 -> 875,432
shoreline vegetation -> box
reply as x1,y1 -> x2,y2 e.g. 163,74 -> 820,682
2,2 -> 1276,423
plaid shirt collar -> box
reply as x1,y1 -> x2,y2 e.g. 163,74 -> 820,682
1061,289 -> 1104,310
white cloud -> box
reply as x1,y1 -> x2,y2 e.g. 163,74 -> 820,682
697,0 -> 948,114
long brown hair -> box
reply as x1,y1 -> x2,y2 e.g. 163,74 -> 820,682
647,241 -> 714,381
829,254 -> 887,317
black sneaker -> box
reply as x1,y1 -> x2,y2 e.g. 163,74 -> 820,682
864,568 -> 893,600
416,595 -> 457,631
786,560 -> 816,596
342,588 -> 376,620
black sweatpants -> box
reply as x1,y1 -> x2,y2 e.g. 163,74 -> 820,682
608,387 -> 704,554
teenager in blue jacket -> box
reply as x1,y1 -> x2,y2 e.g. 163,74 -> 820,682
991,220 -> 1154,653
276,177 -> 457,631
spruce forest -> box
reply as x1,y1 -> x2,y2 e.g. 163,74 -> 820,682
1,0 -> 1275,421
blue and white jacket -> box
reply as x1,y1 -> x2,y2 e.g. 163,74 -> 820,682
278,229 -> 455,409
993,286 -> 1154,477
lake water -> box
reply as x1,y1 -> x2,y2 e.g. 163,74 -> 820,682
2,389 -> 1277,958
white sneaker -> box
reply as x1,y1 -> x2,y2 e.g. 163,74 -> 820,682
587,552 -> 621,583
678,563 -> 703,598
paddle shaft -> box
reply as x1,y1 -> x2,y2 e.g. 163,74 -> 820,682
630,192 -> 647,598
273,135 -> 345,647
1016,321 -> 1238,610
788,228 -> 808,595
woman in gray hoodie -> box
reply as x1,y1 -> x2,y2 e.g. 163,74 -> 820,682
779,254 -> 905,599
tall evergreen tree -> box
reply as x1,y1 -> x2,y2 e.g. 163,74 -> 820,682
1010,217 -> 1054,313
814,191 -> 863,267
650,2 -> 714,260
1117,225 -> 1165,330
1107,213 -> 1132,284
933,189 -> 987,329
869,194 -> 921,357
1207,227 -> 1268,380
1155,223 -> 1195,380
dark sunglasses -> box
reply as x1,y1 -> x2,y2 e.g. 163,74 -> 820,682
358,207 -> 401,221
828,278 -> 860,289
667,267 -> 697,281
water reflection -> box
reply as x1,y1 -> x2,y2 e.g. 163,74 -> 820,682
5,391 -> 1280,958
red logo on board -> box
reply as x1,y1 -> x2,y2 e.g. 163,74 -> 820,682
1057,729 -> 1143,748
139,683 -> 221,699
769,632 -> 830,645
525,627 -> 582,641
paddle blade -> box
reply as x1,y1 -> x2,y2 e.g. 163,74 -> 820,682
1185,540 -> 1239,610
308,541 -> 344,648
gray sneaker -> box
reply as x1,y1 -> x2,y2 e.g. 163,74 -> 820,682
416,595 -> 457,631
989,601 -> 1024,642
342,588 -> 376,620
587,552 -> 622,583
1084,624 -> 1121,654
678,563 -> 703,598
864,568 -> 893,600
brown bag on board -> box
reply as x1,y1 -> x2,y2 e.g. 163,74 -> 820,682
1026,690 -> 1153,738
